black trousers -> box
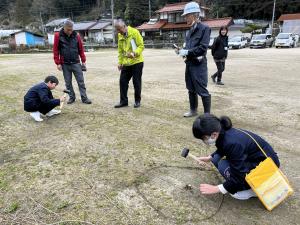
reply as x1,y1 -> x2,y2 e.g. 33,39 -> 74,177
24,102 -> 58,115
185,61 -> 211,113
119,62 -> 144,104
212,60 -> 226,82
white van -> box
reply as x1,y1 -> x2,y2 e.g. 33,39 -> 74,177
228,36 -> 248,49
275,33 -> 296,48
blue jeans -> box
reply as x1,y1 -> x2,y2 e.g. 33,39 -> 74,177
62,63 -> 88,101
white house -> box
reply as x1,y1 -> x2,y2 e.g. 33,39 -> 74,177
88,21 -> 113,43
278,13 -> 300,35
49,20 -> 113,45
137,2 -> 233,41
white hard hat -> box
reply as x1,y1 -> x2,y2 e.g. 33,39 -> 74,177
182,2 -> 201,16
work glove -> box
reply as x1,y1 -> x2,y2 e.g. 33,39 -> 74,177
179,49 -> 189,57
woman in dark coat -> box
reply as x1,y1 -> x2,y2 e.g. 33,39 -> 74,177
192,114 -> 280,200
211,26 -> 229,85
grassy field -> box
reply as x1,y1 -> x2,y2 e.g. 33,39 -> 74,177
0,48 -> 299,225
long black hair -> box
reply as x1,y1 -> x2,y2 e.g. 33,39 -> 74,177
192,114 -> 232,139
219,26 -> 228,37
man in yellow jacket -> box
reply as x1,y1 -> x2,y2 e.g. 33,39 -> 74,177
114,18 -> 145,108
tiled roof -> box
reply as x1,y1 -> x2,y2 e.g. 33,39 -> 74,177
137,20 -> 167,31
11,30 -> 44,37
202,17 -> 234,28
137,17 -> 233,31
156,2 -> 209,13
278,13 -> 300,21
73,21 -> 98,31
46,18 -> 68,27
157,2 -> 186,13
89,22 -> 111,30
162,23 -> 191,30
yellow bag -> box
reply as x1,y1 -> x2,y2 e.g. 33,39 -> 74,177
237,129 -> 294,211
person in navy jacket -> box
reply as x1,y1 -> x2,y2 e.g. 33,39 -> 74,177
24,76 -> 65,122
192,114 -> 280,200
176,2 -> 211,117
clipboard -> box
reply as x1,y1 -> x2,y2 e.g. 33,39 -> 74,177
131,39 -> 137,51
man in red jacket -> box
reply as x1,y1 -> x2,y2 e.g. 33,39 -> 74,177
53,19 -> 91,104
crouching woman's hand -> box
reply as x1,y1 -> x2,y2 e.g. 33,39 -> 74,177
200,184 -> 220,195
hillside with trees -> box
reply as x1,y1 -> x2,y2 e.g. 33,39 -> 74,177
0,0 -> 300,30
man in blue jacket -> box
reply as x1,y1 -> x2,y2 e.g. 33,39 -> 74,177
176,2 -> 211,117
24,76 -> 65,122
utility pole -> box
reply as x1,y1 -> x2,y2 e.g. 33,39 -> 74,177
111,0 -> 116,47
40,11 -> 46,35
271,0 -> 276,35
149,0 -> 151,19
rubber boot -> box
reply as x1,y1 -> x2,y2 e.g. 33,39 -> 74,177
201,95 -> 211,114
184,91 -> 198,117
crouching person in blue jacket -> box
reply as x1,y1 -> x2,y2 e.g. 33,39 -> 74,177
24,75 -> 66,122
192,114 -> 280,200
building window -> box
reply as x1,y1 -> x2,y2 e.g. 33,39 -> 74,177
168,13 -> 175,23
176,13 -> 185,23
160,13 -> 168,20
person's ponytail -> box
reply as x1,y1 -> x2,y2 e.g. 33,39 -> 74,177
219,116 -> 232,130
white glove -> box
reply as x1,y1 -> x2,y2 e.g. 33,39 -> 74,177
179,49 -> 189,57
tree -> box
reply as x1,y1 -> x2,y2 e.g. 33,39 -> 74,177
124,0 -> 149,26
114,0 -> 126,19
15,0 -> 32,27
55,0 -> 81,17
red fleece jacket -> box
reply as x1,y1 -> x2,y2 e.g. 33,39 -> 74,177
53,31 -> 86,65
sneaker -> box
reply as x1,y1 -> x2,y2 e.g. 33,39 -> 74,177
183,110 -> 198,118
46,109 -> 61,117
230,189 -> 257,200
216,81 -> 225,85
30,112 -> 43,122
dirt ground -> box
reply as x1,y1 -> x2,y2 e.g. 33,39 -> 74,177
0,47 -> 299,225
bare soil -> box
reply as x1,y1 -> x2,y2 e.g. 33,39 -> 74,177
0,48 -> 299,225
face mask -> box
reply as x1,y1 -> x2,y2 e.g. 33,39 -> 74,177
203,136 -> 216,146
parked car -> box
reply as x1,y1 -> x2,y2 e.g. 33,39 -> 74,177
228,36 -> 248,49
275,33 -> 296,48
250,34 -> 274,48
